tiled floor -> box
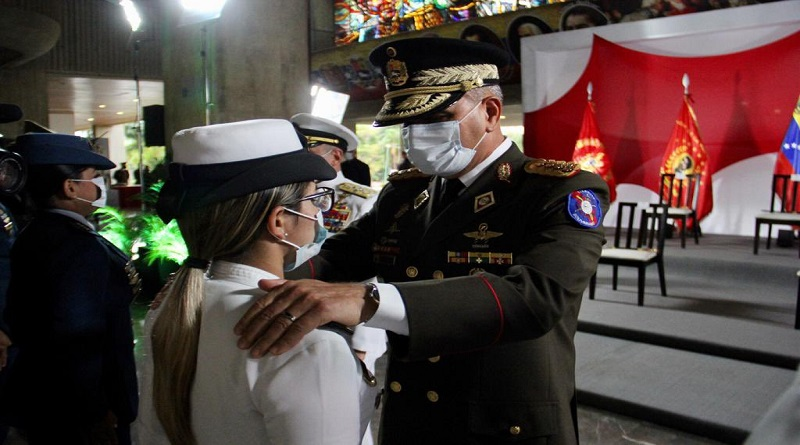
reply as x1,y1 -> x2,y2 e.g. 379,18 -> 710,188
577,405 -> 725,445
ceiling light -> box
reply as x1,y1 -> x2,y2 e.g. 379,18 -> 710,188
116,111 -> 124,115
87,118 -> 95,122
98,104 -> 107,109
120,0 -> 142,32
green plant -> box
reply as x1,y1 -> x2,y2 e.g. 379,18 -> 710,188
96,182 -> 188,266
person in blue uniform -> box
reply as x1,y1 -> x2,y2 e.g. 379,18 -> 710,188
235,37 -> 610,445
0,133 -> 139,444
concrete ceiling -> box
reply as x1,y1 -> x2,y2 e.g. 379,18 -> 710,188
47,75 -> 164,131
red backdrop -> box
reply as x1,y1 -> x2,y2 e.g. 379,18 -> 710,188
524,31 -> 800,196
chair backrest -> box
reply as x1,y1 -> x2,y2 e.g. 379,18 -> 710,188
640,203 -> 670,256
770,174 -> 800,213
659,173 -> 700,210
613,202 -> 639,249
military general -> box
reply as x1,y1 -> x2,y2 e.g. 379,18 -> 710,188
236,37 -> 610,445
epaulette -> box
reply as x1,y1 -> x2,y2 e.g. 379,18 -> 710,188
339,182 -> 378,199
388,168 -> 430,182
524,158 -> 580,177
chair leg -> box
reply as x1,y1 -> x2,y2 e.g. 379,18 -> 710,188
637,267 -> 645,306
658,260 -> 667,296
589,273 -> 596,300
680,216 -> 687,249
754,221 -> 761,255
692,216 -> 700,244
612,265 -> 618,290
766,223 -> 773,250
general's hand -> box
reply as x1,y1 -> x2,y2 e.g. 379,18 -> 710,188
234,279 -> 366,357
0,329 -> 11,369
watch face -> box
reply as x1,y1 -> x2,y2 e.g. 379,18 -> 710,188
0,156 -> 24,194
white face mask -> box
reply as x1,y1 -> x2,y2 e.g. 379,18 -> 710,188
71,177 -> 108,208
401,101 -> 488,177
277,209 -> 328,271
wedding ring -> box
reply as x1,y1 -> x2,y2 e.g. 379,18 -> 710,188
281,311 -> 297,323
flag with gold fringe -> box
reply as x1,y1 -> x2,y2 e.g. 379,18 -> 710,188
661,85 -> 711,224
572,86 -> 617,202
772,94 -> 800,212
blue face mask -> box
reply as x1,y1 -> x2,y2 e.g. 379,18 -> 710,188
279,209 -> 328,271
401,101 -> 488,177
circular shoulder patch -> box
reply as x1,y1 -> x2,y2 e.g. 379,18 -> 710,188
566,190 -> 603,228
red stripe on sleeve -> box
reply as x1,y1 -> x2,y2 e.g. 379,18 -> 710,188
477,275 -> 504,345
307,259 -> 316,280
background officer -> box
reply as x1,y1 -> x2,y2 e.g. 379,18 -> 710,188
291,113 -> 385,445
237,37 -> 610,445
290,113 -> 378,235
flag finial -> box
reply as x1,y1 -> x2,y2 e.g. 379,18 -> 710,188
682,73 -> 690,95
587,82 -> 593,101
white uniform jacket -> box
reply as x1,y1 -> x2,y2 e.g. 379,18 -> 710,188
135,261 -> 375,445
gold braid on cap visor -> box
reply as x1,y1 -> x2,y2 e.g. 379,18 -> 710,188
378,64 -> 499,120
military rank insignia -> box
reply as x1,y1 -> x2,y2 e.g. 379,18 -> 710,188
566,189 -> 603,228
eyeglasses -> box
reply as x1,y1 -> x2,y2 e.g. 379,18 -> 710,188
291,187 -> 334,213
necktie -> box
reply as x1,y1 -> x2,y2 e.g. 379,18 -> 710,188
437,178 -> 464,215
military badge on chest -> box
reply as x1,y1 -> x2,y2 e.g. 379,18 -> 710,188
323,201 -> 351,233
447,223 -> 513,266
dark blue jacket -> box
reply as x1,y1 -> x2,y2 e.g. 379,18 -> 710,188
0,211 -> 138,434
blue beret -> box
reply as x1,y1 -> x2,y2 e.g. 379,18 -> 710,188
13,133 -> 115,170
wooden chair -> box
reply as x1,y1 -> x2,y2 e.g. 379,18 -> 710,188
643,173 -> 701,248
754,174 -> 800,257
589,202 -> 669,306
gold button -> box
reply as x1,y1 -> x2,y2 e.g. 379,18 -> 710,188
426,391 -> 439,402
389,381 -> 402,393
432,270 -> 444,280
509,425 -> 521,435
406,266 -> 418,278
428,356 -> 440,363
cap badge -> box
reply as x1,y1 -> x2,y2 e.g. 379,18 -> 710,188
386,57 -> 409,87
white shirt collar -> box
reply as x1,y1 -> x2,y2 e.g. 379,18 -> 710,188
459,137 -> 513,188
207,260 -> 280,287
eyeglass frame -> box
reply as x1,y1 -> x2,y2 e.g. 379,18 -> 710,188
289,186 -> 335,213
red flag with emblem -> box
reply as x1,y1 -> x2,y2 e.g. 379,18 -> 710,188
660,93 -> 712,223
572,97 -> 617,202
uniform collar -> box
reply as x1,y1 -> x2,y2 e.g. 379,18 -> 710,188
45,208 -> 94,229
458,137 -> 513,188
207,260 -> 280,287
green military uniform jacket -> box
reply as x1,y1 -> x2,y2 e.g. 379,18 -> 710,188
314,144 -> 610,444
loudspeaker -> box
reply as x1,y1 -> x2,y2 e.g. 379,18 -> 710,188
143,105 -> 165,147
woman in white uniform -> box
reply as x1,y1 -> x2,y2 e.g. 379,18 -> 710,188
135,119 -> 377,445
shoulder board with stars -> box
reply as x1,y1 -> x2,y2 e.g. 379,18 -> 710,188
339,182 -> 378,199
388,168 -> 431,182
524,158 -> 580,177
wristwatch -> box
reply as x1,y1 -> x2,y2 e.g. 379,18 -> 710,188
360,282 -> 380,323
